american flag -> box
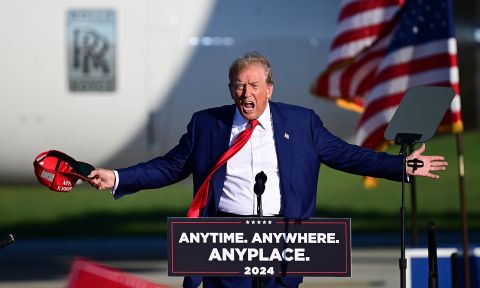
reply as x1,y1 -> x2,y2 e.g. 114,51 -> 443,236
311,0 -> 463,151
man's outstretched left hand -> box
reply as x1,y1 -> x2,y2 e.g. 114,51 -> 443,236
406,143 -> 448,179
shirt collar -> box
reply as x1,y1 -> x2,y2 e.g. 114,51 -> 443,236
233,102 -> 272,131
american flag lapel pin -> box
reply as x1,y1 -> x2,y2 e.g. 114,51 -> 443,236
284,132 -> 290,140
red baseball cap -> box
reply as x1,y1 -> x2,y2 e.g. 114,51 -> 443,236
33,150 -> 95,192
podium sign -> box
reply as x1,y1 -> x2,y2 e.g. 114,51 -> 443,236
168,217 -> 351,277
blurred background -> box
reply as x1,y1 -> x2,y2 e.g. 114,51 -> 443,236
0,0 -> 479,287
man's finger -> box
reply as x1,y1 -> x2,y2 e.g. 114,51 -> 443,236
429,166 -> 446,171
88,169 -> 99,179
430,161 -> 448,167
414,143 -> 426,155
416,171 -> 437,178
427,156 -> 445,162
426,173 -> 440,179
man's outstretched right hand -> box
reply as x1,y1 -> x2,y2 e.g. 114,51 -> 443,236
88,168 -> 115,190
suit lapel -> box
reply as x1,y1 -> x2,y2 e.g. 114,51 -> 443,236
270,102 -> 292,206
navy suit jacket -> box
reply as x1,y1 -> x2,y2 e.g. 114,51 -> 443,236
116,101 -> 403,217
114,101 -> 403,287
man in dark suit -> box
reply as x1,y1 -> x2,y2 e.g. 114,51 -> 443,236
89,52 -> 447,288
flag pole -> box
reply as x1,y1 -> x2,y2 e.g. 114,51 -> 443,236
409,144 -> 419,247
455,132 -> 469,288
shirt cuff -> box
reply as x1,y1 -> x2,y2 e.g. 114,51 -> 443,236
112,170 -> 119,196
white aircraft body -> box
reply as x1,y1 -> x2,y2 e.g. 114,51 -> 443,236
1,0 -> 360,183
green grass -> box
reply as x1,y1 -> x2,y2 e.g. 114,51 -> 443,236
0,130 -> 479,239
0,183 -> 193,238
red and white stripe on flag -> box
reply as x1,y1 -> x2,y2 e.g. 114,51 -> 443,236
67,257 -> 167,288
311,0 -> 463,151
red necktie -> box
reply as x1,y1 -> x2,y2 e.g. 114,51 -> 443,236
187,119 -> 260,217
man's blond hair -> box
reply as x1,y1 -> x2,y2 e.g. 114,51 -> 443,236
228,51 -> 273,85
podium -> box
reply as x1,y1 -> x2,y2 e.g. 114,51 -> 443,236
167,217 -> 351,277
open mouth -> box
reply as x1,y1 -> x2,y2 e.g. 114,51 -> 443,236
243,101 -> 255,113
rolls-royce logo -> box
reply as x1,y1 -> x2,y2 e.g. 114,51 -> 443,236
68,10 -> 116,92
73,29 -> 110,74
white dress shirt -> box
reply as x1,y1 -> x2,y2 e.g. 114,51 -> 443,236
218,103 -> 281,216
113,104 -> 282,216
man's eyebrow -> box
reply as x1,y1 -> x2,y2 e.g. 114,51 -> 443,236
231,80 -> 261,85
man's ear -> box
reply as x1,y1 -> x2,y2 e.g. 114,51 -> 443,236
228,84 -> 234,100
267,83 -> 274,99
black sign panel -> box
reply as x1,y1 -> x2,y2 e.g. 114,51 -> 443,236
168,217 -> 351,277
